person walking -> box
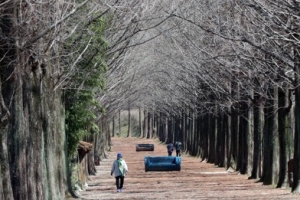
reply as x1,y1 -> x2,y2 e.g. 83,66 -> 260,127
111,153 -> 128,192
167,142 -> 174,156
175,141 -> 183,157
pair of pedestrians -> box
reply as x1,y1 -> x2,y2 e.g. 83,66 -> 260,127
167,141 -> 183,157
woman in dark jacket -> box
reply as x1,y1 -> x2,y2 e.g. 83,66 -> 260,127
167,142 -> 174,156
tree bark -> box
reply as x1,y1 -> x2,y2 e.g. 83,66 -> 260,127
272,86 -> 280,185
112,117 -> 115,137
119,110 -> 121,137
277,86 -> 292,188
139,107 -> 143,137
143,109 -> 148,138
127,108 -> 131,137
261,86 -> 275,185
237,100 -> 248,174
293,44 -> 300,193
249,92 -> 263,179
208,112 -> 216,163
230,77 -> 239,170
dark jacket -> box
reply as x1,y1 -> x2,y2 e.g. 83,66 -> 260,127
167,143 -> 174,152
175,141 -> 182,150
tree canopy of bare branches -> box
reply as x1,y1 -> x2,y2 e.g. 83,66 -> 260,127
2,0 -> 300,199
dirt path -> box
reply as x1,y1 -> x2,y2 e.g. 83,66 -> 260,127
80,137 -> 299,200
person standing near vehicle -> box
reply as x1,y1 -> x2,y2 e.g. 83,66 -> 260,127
167,141 -> 174,156
175,141 -> 183,157
111,153 -> 128,192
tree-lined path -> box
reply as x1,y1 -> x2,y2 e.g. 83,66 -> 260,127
80,137 -> 298,200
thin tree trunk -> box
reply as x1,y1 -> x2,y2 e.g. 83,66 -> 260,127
247,91 -> 254,176
230,77 -> 239,170
147,112 -> 151,138
112,117 -> 115,137
119,110 -> 121,137
208,112 -> 216,163
226,109 -> 232,169
201,114 -> 209,161
139,107 -> 143,137
127,108 -> 131,137
143,110 -> 148,138
216,110 -> 225,167
272,86 -> 280,185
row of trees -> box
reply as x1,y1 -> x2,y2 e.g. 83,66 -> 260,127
104,0 -> 300,194
0,0 -> 163,199
2,0 -> 300,199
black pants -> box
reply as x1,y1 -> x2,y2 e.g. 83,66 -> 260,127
115,176 -> 124,189
168,151 -> 173,156
176,150 -> 181,157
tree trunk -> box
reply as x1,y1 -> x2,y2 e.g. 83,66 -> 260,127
0,13 -> 68,198
237,100 -> 248,174
5,54 -> 67,200
0,5 -> 18,199
208,113 -> 216,163
112,117 -> 115,137
247,91 -> 254,176
139,107 -> 143,137
191,110 -> 197,156
0,111 -> 13,200
118,110 -> 121,137
161,114 -> 168,143
216,110 -> 225,167
153,113 -> 157,138
277,86 -> 292,188
226,109 -> 232,169
249,93 -> 263,179
147,112 -> 151,138
293,46 -> 300,193
143,109 -> 148,138
127,109 -> 131,137
195,114 -> 201,157
182,111 -> 187,150
272,86 -> 280,185
230,77 -> 239,170
261,86 -> 275,185
200,114 -> 209,161
0,68 -> 14,200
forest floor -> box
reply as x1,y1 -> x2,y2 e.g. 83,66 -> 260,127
79,137 -> 299,200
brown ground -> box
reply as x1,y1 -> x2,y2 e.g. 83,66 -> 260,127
80,137 -> 299,200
